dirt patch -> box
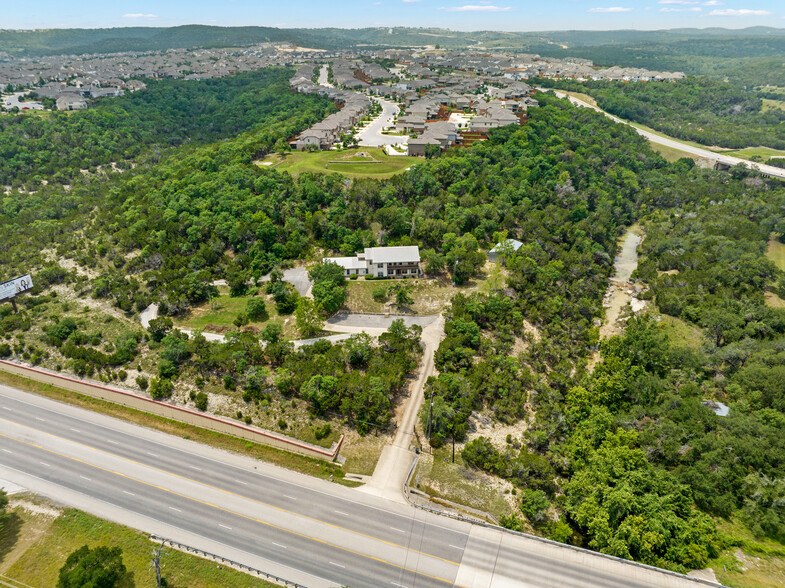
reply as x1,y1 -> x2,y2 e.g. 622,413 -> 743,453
9,500 -> 61,518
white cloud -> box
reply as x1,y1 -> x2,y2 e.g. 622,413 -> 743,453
122,13 -> 157,19
588,6 -> 633,12
702,0 -> 723,5
708,8 -> 772,15
658,0 -> 698,4
660,6 -> 701,11
442,4 -> 512,11
401,0 -> 421,3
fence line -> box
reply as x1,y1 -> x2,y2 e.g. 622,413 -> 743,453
149,535 -> 307,588
402,456 -> 725,588
0,359 -> 342,462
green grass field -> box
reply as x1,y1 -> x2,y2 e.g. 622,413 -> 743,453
722,146 -> 785,162
3,505 -> 277,588
762,99 -> 785,113
766,238 -> 785,272
259,147 -> 417,178
658,315 -> 705,350
648,141 -> 701,162
171,287 -> 303,338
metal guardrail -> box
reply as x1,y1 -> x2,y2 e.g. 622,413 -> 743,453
149,535 -> 307,588
402,456 -> 725,588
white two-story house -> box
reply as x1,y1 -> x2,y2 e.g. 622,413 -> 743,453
324,246 -> 422,278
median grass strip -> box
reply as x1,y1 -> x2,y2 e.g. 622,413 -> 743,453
0,369 -> 358,487
3,503 -> 279,588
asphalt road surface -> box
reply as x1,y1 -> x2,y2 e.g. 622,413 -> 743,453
356,97 -> 405,147
0,385 -> 714,588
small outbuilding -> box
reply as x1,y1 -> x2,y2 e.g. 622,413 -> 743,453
489,239 -> 523,264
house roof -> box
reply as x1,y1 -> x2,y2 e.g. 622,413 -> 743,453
490,239 -> 524,253
364,246 -> 420,264
323,256 -> 367,270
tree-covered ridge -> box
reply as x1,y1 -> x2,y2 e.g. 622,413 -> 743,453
0,68 -> 335,186
452,172 -> 785,570
540,77 -> 785,150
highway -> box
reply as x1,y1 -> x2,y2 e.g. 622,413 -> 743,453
547,90 -> 785,181
0,384 -> 716,588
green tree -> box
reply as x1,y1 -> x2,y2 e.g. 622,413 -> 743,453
147,317 -> 173,342
246,297 -> 268,321
58,545 -> 128,588
295,297 -> 323,338
309,262 -> 347,314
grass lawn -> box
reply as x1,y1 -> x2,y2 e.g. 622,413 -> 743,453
648,141 -> 700,162
258,147 -> 417,179
3,501 -> 278,588
345,272 -> 491,316
762,99 -> 785,113
766,238 -> 785,272
722,147 -> 785,161
413,447 -> 514,523
173,287 -> 300,339
711,517 -> 785,588
561,90 -> 598,108
658,314 -> 705,350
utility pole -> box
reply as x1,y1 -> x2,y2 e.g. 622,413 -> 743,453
150,537 -> 166,588
452,258 -> 460,287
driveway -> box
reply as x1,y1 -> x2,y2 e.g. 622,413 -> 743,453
259,267 -> 313,297
356,97 -> 407,148
327,312 -> 438,331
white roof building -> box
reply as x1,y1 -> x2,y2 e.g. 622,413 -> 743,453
323,246 -> 421,278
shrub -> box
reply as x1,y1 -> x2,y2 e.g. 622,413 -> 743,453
0,343 -> 11,357
149,377 -> 173,400
135,375 -> 148,390
314,423 -> 332,440
193,391 -> 208,411
372,286 -> 389,303
277,418 -> 288,430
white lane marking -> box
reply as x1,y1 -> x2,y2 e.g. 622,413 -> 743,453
1,406 -> 11,410
39,461 -> 50,467
390,527 -> 406,533
272,542 -> 288,549
334,510 -> 349,516
79,475 -> 91,481
1,395 -> 473,542
219,524 -> 232,530
35,417 -> 45,422
283,494 -> 297,500
188,465 -> 202,471
449,544 -> 464,550
329,562 -> 345,568
122,490 -> 135,496
146,452 -> 158,457
1,448 -> 12,454
392,583 -> 409,588
70,428 -> 81,433
168,506 -> 182,512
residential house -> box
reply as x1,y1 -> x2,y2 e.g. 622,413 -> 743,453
324,246 -> 422,278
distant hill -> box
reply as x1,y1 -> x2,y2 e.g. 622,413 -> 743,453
2,25 -> 785,57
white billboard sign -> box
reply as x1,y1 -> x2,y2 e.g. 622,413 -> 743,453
0,274 -> 33,301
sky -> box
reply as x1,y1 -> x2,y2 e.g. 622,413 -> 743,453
2,0 -> 784,32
